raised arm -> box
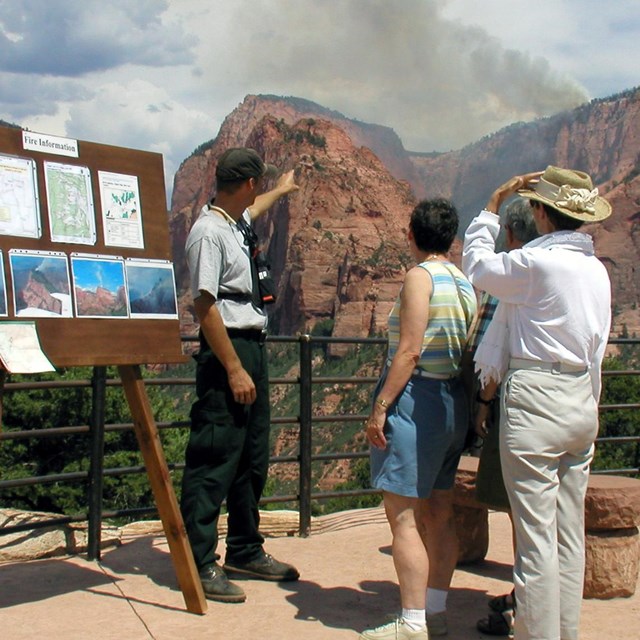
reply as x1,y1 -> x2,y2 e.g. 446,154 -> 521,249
248,170 -> 299,220
463,171 -> 543,299
484,172 -> 543,214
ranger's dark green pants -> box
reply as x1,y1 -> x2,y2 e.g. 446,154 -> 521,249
180,334 -> 270,570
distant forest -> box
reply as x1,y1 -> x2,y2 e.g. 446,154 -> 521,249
0,339 -> 638,521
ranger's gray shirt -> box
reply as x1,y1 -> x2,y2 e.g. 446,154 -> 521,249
185,205 -> 267,330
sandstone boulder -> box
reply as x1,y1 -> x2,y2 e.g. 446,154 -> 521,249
584,528 -> 640,598
584,474 -> 640,530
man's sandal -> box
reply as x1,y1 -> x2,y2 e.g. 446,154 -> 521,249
488,588 -> 515,613
476,610 -> 514,637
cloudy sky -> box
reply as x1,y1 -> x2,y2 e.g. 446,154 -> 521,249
1,0 -> 638,202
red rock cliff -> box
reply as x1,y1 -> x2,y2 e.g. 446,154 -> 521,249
171,107 -> 417,341
170,89 -> 640,338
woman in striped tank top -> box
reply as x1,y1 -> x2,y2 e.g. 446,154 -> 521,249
359,199 -> 477,640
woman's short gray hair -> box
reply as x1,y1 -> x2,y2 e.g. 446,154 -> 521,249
504,197 -> 539,244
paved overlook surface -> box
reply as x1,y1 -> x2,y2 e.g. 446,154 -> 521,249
1,508 -> 638,640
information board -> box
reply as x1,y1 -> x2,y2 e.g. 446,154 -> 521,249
0,126 -> 204,613
0,126 -> 185,367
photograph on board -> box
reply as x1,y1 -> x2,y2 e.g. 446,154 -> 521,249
125,259 -> 178,319
9,250 -> 73,317
71,254 -> 128,318
0,249 -> 7,316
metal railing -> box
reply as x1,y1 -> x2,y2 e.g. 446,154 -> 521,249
0,335 -> 638,558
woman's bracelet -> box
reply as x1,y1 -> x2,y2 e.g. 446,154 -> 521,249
376,397 -> 389,409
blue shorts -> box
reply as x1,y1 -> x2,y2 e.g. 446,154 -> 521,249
370,374 -> 468,498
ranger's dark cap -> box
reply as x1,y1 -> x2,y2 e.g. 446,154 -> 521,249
215,147 -> 278,181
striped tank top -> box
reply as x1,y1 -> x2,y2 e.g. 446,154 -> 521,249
387,260 -> 477,376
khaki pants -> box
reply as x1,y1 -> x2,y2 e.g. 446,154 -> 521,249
500,365 -> 597,640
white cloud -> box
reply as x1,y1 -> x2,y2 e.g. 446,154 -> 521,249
62,79 -> 213,199
1,0 -> 638,196
0,0 -> 193,75
0,73 -> 92,119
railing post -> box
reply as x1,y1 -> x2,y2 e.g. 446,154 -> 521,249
87,366 -> 107,560
298,334 -> 313,537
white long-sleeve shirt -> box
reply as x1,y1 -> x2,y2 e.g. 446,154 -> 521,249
462,210 -> 611,399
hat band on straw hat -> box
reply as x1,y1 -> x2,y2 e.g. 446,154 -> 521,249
534,178 -> 599,215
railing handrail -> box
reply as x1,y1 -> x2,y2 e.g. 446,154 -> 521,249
1,334 -> 638,554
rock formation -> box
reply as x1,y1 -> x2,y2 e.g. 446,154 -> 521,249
171,103 -> 417,339
411,88 -> 640,333
20,273 -> 63,315
74,285 -> 127,317
170,89 -> 640,339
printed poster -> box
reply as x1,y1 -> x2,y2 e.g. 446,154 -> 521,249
98,170 -> 144,249
0,153 -> 41,239
44,161 -> 96,244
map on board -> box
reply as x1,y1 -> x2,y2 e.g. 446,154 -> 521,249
44,161 -> 96,244
0,154 -> 41,239
0,321 -> 55,373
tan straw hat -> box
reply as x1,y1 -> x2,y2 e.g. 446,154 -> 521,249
518,165 -> 611,222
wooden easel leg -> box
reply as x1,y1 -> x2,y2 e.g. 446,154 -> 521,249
118,364 -> 207,615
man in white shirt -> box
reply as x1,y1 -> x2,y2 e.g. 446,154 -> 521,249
462,166 -> 612,640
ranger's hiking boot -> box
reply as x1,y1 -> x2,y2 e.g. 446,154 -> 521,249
223,552 -> 300,582
199,563 -> 246,603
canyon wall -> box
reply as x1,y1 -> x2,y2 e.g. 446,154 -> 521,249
170,89 -> 640,338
